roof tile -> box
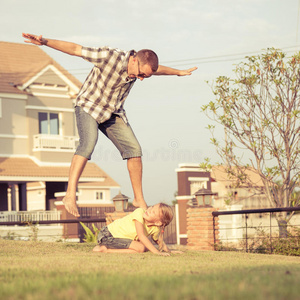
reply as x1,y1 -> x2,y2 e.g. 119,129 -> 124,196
0,157 -> 119,187
0,41 -> 81,94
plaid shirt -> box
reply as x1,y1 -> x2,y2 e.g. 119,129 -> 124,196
76,46 -> 136,124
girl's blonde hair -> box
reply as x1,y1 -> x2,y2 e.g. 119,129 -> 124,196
159,203 -> 173,227
157,203 -> 174,250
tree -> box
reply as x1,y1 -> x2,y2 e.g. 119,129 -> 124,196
202,48 -> 300,237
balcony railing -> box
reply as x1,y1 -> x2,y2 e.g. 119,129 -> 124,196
33,134 -> 78,151
0,210 -> 62,223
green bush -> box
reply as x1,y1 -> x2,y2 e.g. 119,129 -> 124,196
1,231 -> 19,240
252,227 -> 300,256
80,222 -> 99,243
217,226 -> 300,256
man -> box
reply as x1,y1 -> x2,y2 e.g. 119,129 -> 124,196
22,33 -> 197,217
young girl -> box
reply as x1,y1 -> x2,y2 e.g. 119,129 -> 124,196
93,203 -> 176,256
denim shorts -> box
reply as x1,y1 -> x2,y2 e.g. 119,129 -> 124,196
75,106 -> 142,160
97,226 -> 132,249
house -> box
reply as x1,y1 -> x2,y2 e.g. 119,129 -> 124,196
175,163 -> 269,244
0,41 -> 120,220
209,165 -> 267,209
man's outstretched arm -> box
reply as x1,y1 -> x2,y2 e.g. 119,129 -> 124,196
22,33 -> 82,57
153,65 -> 197,76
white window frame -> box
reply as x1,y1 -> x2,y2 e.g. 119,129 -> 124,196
96,191 -> 104,201
38,111 -> 60,135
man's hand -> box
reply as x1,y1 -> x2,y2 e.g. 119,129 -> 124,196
154,65 -> 197,76
22,33 -> 46,46
22,33 -> 82,57
177,67 -> 198,76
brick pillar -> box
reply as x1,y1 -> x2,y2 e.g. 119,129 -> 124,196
187,207 -> 219,251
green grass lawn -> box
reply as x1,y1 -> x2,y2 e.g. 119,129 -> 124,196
1,240 -> 299,300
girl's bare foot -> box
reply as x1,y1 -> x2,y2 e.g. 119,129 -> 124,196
93,245 -> 108,252
62,195 -> 80,217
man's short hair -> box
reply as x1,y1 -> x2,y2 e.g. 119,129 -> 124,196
136,49 -> 159,72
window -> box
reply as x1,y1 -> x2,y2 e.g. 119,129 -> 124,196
39,112 -> 59,135
96,192 -> 103,200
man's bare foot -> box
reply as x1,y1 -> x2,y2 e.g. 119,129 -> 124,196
132,198 -> 147,209
62,195 -> 80,217
93,245 -> 107,252
132,198 -> 139,207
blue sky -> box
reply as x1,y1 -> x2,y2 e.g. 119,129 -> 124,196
3,0 -> 300,205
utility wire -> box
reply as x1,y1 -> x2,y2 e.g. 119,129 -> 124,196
62,44 -> 300,72
163,45 -> 300,65
3,44 -> 300,79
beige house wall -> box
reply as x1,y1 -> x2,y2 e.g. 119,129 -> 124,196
77,188 -> 111,203
27,188 -> 46,211
0,138 -> 29,156
0,94 -> 76,161
211,181 -> 269,210
0,96 -> 28,156
0,96 -> 27,136
27,94 -> 74,109
26,91 -> 77,162
32,152 -> 74,164
35,68 -> 70,86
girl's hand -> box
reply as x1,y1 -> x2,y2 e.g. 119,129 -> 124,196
157,252 -> 170,256
171,250 -> 184,254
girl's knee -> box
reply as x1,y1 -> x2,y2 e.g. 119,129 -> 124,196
129,241 -> 146,253
136,245 -> 146,253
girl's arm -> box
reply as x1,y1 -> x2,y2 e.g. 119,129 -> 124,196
157,239 -> 171,253
135,221 -> 169,256
157,235 -> 184,254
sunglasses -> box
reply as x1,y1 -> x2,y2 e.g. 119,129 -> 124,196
137,60 -> 148,79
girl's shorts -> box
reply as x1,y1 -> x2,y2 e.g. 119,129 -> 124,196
97,226 -> 132,249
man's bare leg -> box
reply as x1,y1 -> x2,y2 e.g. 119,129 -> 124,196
127,157 -> 147,209
63,154 -> 88,217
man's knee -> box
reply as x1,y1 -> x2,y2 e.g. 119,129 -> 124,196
127,156 -> 142,162
122,148 -> 142,160
75,140 -> 97,159
127,157 -> 142,172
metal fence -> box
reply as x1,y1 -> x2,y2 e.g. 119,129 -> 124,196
0,206 -> 177,244
213,207 -> 300,254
